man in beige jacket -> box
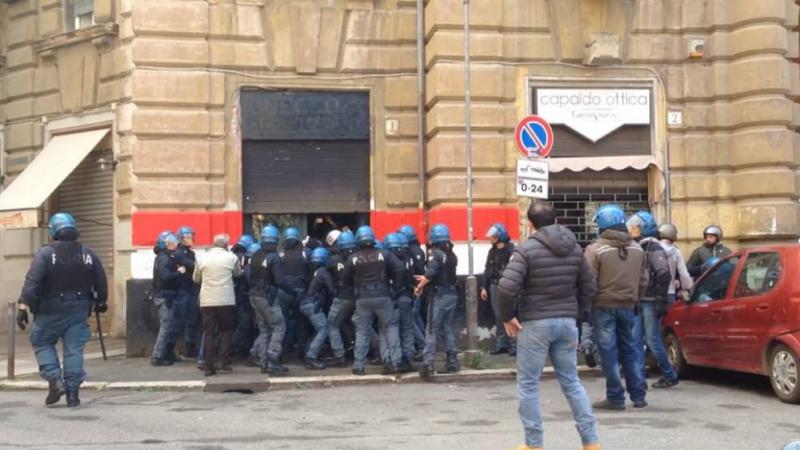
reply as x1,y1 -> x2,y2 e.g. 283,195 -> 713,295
193,234 -> 242,376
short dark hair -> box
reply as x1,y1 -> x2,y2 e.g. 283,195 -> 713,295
527,200 -> 556,229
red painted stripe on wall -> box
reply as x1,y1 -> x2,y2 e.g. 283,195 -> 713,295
132,211 -> 244,246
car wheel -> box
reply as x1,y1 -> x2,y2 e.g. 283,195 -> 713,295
665,332 -> 690,378
769,344 -> 800,404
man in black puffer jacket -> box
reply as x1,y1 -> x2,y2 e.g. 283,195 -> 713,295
497,201 -> 599,450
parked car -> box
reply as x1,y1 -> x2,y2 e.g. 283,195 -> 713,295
661,245 -> 800,403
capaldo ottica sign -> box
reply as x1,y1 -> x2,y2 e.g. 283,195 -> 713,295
536,88 -> 651,143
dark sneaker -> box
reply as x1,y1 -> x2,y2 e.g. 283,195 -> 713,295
304,358 -> 327,370
246,355 -> 261,367
150,358 -> 173,367
398,359 -> 416,373
633,400 -> 648,409
652,378 -> 679,389
508,348 -> 517,357
419,363 -> 435,380
66,390 -> 80,408
263,358 -> 289,375
330,357 -> 347,368
584,350 -> 597,368
45,379 -> 66,406
592,399 -> 625,411
204,367 -> 217,377
352,367 -> 366,376
489,348 -> 509,355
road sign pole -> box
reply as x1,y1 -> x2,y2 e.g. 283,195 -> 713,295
463,0 -> 479,360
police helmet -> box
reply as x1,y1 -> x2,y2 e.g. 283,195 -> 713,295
384,233 -> 404,249
177,226 -> 195,239
398,225 -> 418,243
395,232 -> 410,249
156,230 -> 179,250
627,211 -> 658,238
326,229 -> 342,248
48,212 -> 77,240
702,256 -> 721,274
260,225 -> 280,244
246,242 -> 260,257
237,234 -> 256,249
310,247 -> 330,265
429,224 -> 451,244
355,225 -> 376,246
282,227 -> 301,243
703,225 -> 723,240
594,205 -> 626,232
486,223 -> 509,242
658,223 -> 678,242
337,230 -> 357,250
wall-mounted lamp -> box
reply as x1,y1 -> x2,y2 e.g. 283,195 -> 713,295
96,157 -> 118,171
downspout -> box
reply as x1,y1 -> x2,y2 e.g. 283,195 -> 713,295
664,141 -> 672,223
416,0 -> 428,236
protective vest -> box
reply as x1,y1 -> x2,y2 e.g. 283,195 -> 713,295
351,247 -> 390,299
42,242 -> 96,301
430,247 -> 457,290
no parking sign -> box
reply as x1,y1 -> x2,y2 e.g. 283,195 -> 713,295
514,115 -> 554,199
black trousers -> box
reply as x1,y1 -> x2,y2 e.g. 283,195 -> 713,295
201,306 -> 236,368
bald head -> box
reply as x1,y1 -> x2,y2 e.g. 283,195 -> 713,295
213,234 -> 230,248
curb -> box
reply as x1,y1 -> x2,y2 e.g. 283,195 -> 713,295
0,366 -> 598,393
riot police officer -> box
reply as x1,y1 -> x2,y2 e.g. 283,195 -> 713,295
16,213 -> 108,407
414,224 -> 460,379
248,225 -> 290,375
385,233 -> 417,372
343,225 -> 405,375
174,226 -> 200,358
327,230 -> 357,367
398,224 -> 426,359
687,225 -> 732,278
231,235 -> 257,358
301,247 -> 335,370
278,227 -> 312,356
480,223 -> 516,356
150,230 -> 184,366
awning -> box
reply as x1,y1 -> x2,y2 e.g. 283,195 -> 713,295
0,128 -> 109,228
548,155 -> 659,173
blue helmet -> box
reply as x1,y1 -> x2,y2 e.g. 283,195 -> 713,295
260,225 -> 280,244
702,256 -> 721,274
398,225 -> 418,243
48,212 -> 77,240
384,233 -> 404,249
429,224 -> 451,244
156,230 -> 179,250
282,227 -> 301,243
627,211 -> 658,238
594,205 -> 626,232
310,247 -> 330,265
395,232 -> 410,249
246,242 -> 260,257
237,234 -> 256,249
177,226 -> 195,239
337,230 -> 357,250
355,225 -> 376,246
486,223 -> 509,242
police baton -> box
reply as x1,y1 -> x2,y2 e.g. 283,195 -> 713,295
95,311 -> 107,361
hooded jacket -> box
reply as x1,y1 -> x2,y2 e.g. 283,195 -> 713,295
584,229 -> 649,309
497,224 -> 597,323
659,240 -> 693,295
687,243 -> 732,278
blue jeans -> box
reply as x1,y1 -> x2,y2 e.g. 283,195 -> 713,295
517,318 -> 598,448
396,296 -> 416,361
152,295 -> 175,360
182,286 -> 201,347
639,302 -> 678,382
490,284 -> 516,352
422,292 -> 457,365
412,295 -> 426,350
300,301 -> 329,360
30,310 -> 91,391
327,297 -> 355,359
354,296 -> 400,370
593,307 -> 647,405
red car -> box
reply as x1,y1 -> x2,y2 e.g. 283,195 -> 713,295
662,245 -> 800,403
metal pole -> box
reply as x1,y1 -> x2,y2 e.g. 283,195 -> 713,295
7,302 -> 16,380
463,0 -> 479,357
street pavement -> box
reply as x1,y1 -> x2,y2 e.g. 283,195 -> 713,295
1,369 -> 798,449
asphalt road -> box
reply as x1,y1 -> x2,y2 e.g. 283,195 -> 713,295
1,370 -> 798,450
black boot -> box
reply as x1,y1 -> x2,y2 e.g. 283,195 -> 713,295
398,358 -> 416,373
166,344 -> 182,363
262,357 -> 289,375
66,389 -> 80,408
443,352 -> 461,373
419,363 -> 434,380
150,357 -> 173,367
330,357 -> 347,368
45,379 -> 66,406
352,367 -> 365,376
304,358 -> 327,370
184,342 -> 198,358
382,362 -> 396,375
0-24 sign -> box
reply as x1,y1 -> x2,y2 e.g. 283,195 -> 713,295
516,177 -> 548,199
515,159 -> 549,199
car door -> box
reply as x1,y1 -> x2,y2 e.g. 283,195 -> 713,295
719,250 -> 783,373
682,255 -> 741,367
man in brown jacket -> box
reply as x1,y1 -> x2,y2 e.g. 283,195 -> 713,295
584,204 -> 649,411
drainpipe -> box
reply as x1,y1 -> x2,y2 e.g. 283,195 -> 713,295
664,142 -> 672,223
416,0 -> 428,235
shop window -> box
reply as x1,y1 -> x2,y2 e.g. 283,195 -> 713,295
733,252 -> 781,298
66,0 -> 94,31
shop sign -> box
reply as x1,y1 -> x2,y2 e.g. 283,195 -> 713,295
536,88 -> 651,143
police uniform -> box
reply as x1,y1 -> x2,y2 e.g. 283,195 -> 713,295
407,240 -> 428,353
301,263 -> 335,368
326,246 -> 356,365
343,242 -> 405,373
484,241 -> 516,354
388,244 -> 417,368
173,241 -> 200,356
151,238 -> 181,365
422,243 -> 460,372
247,243 -> 291,374
278,241 -> 311,353
231,245 -> 256,358
18,214 -> 107,407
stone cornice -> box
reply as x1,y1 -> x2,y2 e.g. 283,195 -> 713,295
34,23 -> 119,58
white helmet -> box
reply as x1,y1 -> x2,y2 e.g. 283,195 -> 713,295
326,229 -> 342,247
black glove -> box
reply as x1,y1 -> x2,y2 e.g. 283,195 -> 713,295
94,302 -> 108,314
16,308 -> 29,331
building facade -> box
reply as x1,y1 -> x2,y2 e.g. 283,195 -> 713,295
1,0 -> 798,337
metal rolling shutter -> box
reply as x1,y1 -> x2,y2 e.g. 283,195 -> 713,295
56,148 -> 114,328
242,140 -> 370,214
